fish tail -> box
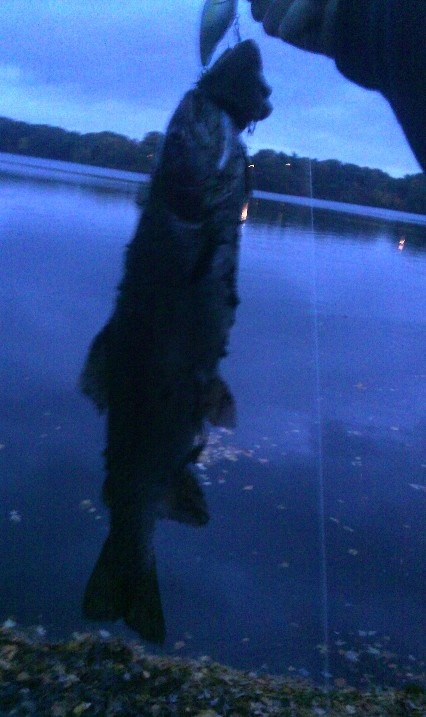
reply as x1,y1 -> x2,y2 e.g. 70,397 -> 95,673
83,533 -> 165,644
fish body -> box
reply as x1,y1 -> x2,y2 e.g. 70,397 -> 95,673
81,40 -> 272,643
200,0 -> 238,66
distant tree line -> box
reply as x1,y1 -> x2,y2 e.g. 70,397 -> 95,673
0,116 -> 162,174
1,116 -> 425,215
251,149 -> 426,215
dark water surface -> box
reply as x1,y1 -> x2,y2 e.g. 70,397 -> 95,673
0,160 -> 425,689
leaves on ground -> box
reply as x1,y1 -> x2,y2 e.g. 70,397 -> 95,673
0,627 -> 424,716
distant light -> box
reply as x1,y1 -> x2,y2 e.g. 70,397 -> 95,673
240,202 -> 249,222
248,163 -> 255,168
398,237 -> 406,251
285,163 -> 291,166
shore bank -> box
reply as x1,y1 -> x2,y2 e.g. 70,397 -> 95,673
0,627 -> 424,716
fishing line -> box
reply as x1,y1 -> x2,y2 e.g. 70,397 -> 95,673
307,158 -> 332,698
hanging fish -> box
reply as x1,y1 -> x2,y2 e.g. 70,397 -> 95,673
200,0 -> 238,66
81,40 -> 272,644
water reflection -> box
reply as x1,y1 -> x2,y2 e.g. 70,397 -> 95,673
250,198 -> 425,252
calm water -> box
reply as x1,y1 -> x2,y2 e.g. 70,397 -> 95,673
0,158 -> 425,689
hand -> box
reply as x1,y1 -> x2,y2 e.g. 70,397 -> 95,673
247,0 -> 338,57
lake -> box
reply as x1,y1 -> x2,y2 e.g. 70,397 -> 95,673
0,155 -> 425,690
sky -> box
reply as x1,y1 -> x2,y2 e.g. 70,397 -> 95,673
0,0 -> 421,177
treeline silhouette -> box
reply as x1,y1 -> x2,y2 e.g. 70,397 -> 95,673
0,117 -> 162,174
1,116 -> 425,214
253,149 -> 426,215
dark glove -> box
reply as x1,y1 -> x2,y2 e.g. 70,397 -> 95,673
248,0 -> 338,57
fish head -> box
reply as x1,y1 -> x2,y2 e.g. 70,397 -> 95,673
198,39 -> 272,131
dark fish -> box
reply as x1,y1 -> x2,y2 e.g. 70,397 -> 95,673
80,39 -> 272,643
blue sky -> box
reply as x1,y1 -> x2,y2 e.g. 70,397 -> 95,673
0,0 -> 421,177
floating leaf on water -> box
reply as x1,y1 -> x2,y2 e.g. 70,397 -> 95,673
2,618 -> 17,629
409,483 -> 426,492
367,647 -> 381,655
9,510 -> 22,523
174,641 -> 185,650
279,561 -> 290,568
243,485 -> 254,490
316,643 -> 329,654
348,549 -> 359,555
344,650 -> 359,662
298,667 -> 310,677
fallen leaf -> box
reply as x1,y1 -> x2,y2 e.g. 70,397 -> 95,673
409,483 -> 426,492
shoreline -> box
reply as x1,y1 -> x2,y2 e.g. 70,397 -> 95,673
1,151 -> 425,226
1,627 -> 424,716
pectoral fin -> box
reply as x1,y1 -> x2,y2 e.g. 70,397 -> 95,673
163,467 -> 209,526
80,324 -> 110,412
205,376 -> 237,428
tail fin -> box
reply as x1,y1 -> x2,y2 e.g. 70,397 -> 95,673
83,533 -> 165,644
